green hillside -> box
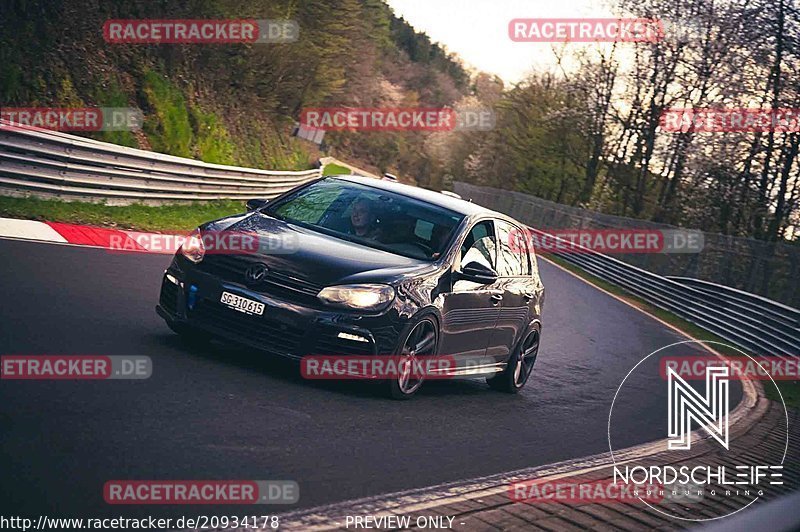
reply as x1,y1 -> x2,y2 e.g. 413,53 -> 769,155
0,0 -> 468,178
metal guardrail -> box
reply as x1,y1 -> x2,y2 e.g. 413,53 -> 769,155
0,123 -> 322,203
543,234 -> 800,358
453,181 -> 800,358
668,276 -> 800,332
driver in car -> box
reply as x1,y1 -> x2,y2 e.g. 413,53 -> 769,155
348,198 -> 382,240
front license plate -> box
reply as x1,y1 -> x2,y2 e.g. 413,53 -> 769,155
220,291 -> 265,316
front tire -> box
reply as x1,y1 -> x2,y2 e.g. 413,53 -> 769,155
487,328 -> 540,393
387,316 -> 438,400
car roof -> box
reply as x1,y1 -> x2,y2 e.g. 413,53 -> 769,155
331,174 -> 501,218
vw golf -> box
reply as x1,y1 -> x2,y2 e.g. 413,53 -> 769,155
156,176 -> 544,398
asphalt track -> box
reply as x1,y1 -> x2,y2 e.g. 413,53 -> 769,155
0,238 -> 743,519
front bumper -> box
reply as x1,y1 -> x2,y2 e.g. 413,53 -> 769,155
156,261 -> 406,361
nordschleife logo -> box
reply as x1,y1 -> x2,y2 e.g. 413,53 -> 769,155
667,365 -> 729,450
607,340 -> 788,522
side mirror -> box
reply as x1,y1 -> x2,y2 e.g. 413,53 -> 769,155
246,198 -> 269,212
456,261 -> 498,284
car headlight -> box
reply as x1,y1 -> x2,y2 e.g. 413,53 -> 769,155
180,228 -> 205,263
317,284 -> 395,311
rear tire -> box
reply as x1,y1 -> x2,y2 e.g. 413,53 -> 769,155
487,328 -> 540,393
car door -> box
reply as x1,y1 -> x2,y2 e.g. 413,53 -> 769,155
438,219 -> 503,370
485,219 -> 536,366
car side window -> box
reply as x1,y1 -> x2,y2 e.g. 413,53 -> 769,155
495,220 -> 530,276
460,220 -> 497,271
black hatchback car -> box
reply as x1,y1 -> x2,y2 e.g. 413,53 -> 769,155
156,175 -> 544,398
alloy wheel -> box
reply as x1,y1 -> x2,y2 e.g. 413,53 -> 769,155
397,318 -> 437,395
513,330 -> 539,388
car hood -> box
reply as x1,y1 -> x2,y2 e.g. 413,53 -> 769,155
203,212 -> 433,286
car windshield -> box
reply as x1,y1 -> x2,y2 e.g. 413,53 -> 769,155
264,178 -> 465,260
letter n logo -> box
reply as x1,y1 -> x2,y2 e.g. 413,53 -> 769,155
667,366 -> 729,450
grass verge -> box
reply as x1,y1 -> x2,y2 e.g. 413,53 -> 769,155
543,254 -> 800,409
0,196 -> 245,232
322,162 -> 351,176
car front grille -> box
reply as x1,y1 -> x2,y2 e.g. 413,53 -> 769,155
198,255 -> 323,304
191,299 -> 303,355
